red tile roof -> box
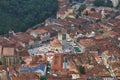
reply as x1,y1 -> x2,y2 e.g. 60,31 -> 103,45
11,72 -> 39,80
88,12 -> 102,19
3,47 -> 15,56
79,39 -> 96,47
92,53 -> 102,63
50,38 -> 62,47
31,29 -> 48,34
51,54 -> 63,70
15,33 -> 36,44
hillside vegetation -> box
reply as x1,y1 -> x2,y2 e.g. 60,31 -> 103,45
0,0 -> 58,34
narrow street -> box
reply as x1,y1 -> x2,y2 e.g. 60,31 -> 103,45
101,56 -> 117,80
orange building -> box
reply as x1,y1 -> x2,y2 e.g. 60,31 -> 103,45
51,54 -> 63,70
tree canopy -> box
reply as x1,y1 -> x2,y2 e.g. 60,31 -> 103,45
90,8 -> 96,11
93,0 -> 113,7
40,76 -> 47,80
0,0 -> 58,34
78,4 -> 86,13
76,4 -> 86,17
78,66 -> 86,74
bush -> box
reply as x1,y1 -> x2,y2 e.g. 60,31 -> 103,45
90,8 -> 96,11
98,30 -> 104,34
40,76 -> 47,80
0,61 -> 2,65
20,60 -> 26,64
78,66 -> 86,74
77,4 -> 86,15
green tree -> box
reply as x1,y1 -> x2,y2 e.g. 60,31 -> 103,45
75,14 -> 79,18
94,0 -> 112,7
0,0 -> 58,34
0,61 -> 2,65
20,60 -> 26,64
104,0 -> 113,7
94,0 -> 104,6
69,0 -> 73,3
98,30 -> 104,34
90,8 -> 96,11
84,11 -> 88,16
40,76 -> 47,80
77,4 -> 86,15
78,66 -> 86,74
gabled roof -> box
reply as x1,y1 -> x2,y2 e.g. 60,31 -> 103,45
30,29 -> 48,34
3,47 -> 15,56
51,54 -> 63,70
50,38 -> 62,47
11,72 -> 39,80
88,12 -> 102,19
14,33 -> 36,44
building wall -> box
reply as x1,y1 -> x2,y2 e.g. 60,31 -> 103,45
30,32 -> 50,43
58,32 -> 62,43
30,32 -> 38,38
2,56 -> 20,66
40,33 -> 50,42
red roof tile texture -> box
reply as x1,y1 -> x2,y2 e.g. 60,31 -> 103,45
3,47 -> 15,56
51,54 -> 63,70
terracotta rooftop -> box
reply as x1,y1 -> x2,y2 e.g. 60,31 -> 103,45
79,39 -> 96,47
48,75 -> 72,80
31,29 -> 48,34
3,47 -> 15,56
15,33 -> 36,44
50,38 -> 62,47
88,12 -> 102,19
92,53 -> 102,63
108,19 -> 120,27
18,49 -> 29,57
51,54 -> 63,70
11,72 -> 39,80
0,37 -> 16,47
0,65 -> 5,70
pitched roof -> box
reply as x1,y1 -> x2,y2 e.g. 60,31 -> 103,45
88,12 -> 102,19
50,38 -> 62,47
31,29 -> 48,34
79,39 -> 96,47
51,54 -> 63,70
11,72 -> 39,80
15,33 -> 36,44
3,47 -> 15,56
